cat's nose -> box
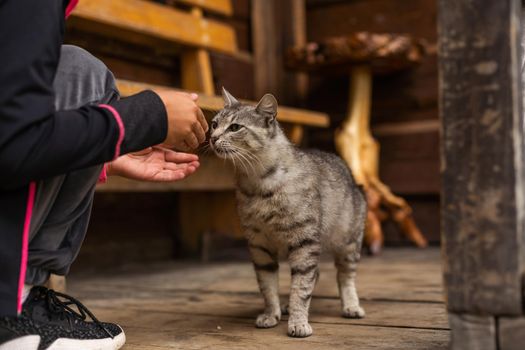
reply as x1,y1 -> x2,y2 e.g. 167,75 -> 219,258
210,136 -> 218,145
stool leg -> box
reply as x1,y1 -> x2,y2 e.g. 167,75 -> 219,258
335,66 -> 427,253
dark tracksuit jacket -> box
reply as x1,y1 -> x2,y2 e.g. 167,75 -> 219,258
0,0 -> 168,316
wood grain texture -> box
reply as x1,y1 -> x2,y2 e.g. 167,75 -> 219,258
304,0 -> 439,203
498,317 -> 525,350
181,8 -> 216,95
97,154 -> 236,192
69,0 -> 238,53
286,32 -> 425,74
71,249 -> 445,303
448,313 -> 496,350
439,0 -> 525,315
67,248 -> 449,349
251,0 -> 280,98
116,79 -> 330,127
173,0 -> 233,16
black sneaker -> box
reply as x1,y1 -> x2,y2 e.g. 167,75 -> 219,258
0,286 -> 125,350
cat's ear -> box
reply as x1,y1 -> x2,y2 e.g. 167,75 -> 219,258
255,94 -> 278,125
222,87 -> 240,108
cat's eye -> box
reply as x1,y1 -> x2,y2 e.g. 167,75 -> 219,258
211,121 -> 218,129
228,123 -> 242,132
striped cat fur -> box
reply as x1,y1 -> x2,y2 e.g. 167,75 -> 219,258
209,88 -> 367,338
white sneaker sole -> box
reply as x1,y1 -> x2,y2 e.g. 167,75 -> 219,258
0,327 -> 126,350
47,329 -> 126,350
0,335 -> 40,350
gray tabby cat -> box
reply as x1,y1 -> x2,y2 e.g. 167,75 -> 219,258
210,88 -> 367,338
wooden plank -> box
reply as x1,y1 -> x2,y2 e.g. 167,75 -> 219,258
90,311 -> 449,350
97,154 -> 235,192
181,8 -> 216,95
70,249 -> 445,303
498,317 -> 525,350
289,0 -> 309,103
66,248 -> 449,349
377,131 -> 440,195
47,274 -> 66,293
251,0 -> 280,98
72,292 -> 449,330
210,52 -> 255,99
372,120 -> 440,137
69,0 -> 238,54
439,0 -> 525,315
116,79 -> 330,127
448,313 -> 496,350
178,192 -> 243,255
173,0 -> 233,16
74,193 -> 177,270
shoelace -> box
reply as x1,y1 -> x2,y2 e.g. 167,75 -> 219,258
34,287 -> 114,339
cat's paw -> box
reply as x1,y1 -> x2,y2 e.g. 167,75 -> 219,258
255,313 -> 280,328
287,321 -> 313,338
342,305 -> 365,319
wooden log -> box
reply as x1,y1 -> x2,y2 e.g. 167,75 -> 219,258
439,0 -> 525,316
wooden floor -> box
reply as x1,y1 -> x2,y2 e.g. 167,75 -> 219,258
68,248 -> 449,349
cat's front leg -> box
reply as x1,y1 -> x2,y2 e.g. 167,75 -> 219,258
249,238 -> 281,328
287,237 -> 321,338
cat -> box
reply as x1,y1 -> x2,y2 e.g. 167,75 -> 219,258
209,88 -> 367,338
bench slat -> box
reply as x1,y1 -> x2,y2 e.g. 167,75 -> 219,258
116,79 -> 330,128
70,0 -> 237,54
173,0 -> 233,16
97,154 -> 235,192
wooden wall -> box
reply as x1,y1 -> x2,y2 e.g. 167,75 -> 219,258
304,0 -> 440,243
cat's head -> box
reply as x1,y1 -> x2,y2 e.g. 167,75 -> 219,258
209,88 -> 280,159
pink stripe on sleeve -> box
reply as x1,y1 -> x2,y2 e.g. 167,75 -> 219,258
17,182 -> 36,314
98,164 -> 108,183
99,104 -> 125,160
65,0 -> 79,18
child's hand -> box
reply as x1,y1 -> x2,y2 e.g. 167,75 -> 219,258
107,147 -> 200,182
154,90 -> 208,151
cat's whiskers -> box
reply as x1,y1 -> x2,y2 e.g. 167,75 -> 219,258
220,141 -> 250,174
227,144 -> 264,173
233,149 -> 257,174
227,145 -> 259,174
228,146 -> 252,174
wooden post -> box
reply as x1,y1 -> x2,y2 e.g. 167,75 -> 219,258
439,0 -> 525,348
251,0 -> 280,98
180,7 -> 215,95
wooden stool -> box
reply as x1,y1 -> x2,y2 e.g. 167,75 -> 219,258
287,32 -> 428,254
